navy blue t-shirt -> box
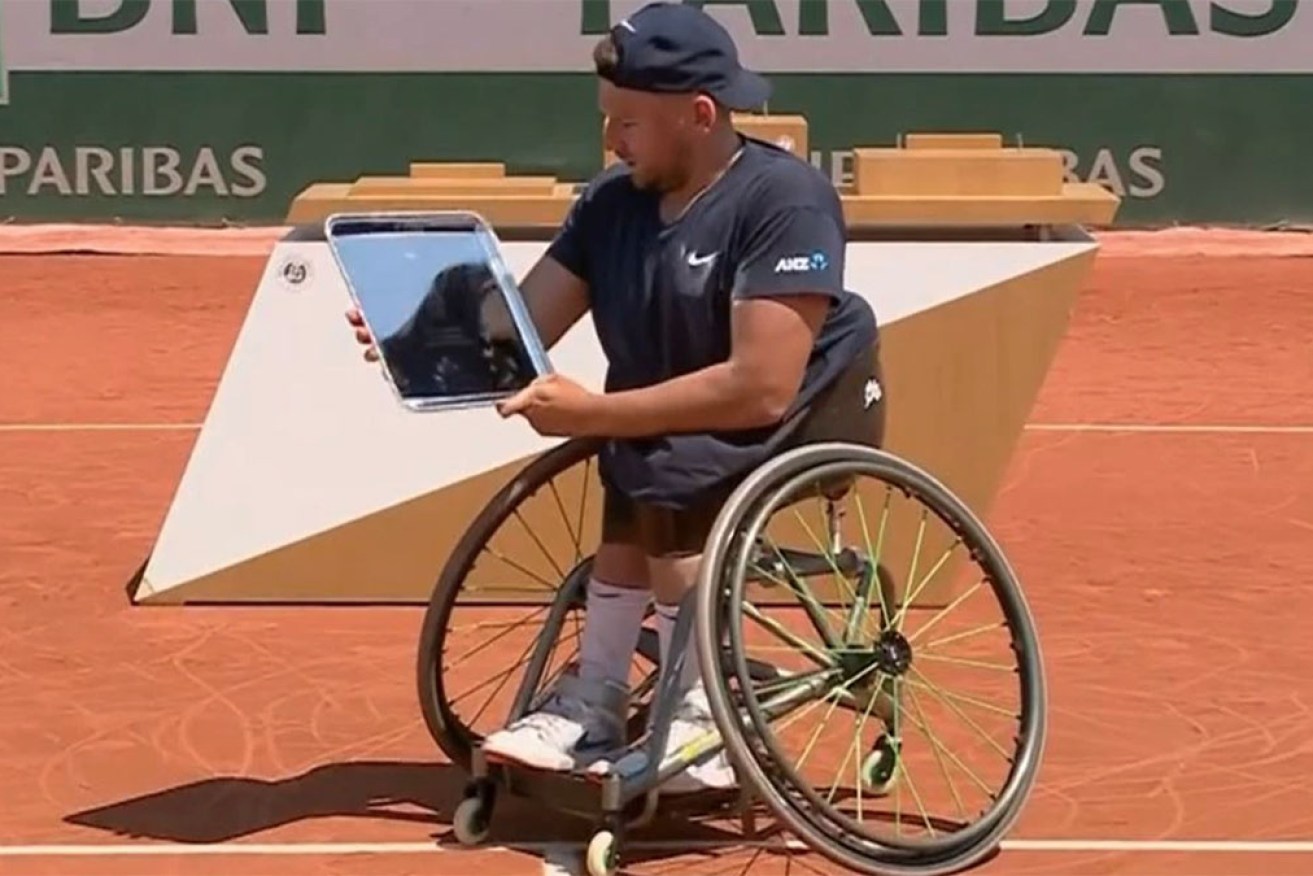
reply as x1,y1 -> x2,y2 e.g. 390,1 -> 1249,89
547,136 -> 877,508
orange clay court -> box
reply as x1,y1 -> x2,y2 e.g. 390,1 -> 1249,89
1,229 -> 1312,876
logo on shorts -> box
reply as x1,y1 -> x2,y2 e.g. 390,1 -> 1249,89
774,251 -> 828,274
863,377 -> 883,410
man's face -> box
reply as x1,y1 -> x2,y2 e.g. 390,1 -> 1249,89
599,80 -> 706,191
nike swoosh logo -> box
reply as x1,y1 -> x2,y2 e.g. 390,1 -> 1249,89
687,251 -> 718,267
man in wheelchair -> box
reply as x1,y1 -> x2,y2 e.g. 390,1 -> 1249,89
348,1 -> 885,794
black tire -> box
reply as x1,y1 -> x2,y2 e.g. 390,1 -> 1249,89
695,442 -> 1047,876
415,437 -> 606,772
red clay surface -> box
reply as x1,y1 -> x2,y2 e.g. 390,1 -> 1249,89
1,252 -> 1312,875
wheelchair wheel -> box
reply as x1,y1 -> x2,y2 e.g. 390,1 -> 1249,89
415,437 -> 663,772
695,442 -> 1046,875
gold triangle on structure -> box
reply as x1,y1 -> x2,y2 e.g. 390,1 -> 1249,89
763,248 -> 1095,609
136,450 -> 605,605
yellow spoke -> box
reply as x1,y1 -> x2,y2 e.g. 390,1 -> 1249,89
795,684 -> 849,774
905,682 -> 968,822
906,668 -> 1013,760
916,652 -> 1018,673
545,479 -> 582,565
896,538 -> 962,630
445,603 -> 552,669
769,662 -> 882,738
889,678 -> 938,837
749,562 -> 789,587
854,488 -> 894,630
447,614 -> 551,633
907,670 -> 1018,720
900,512 -> 928,631
920,620 -> 1006,651
479,545 -> 560,591
791,507 -> 861,628
769,532 -> 852,640
898,689 -> 996,799
535,634 -> 584,694
462,586 -> 571,597
841,673 -> 889,820
574,459 -> 592,561
449,626 -> 544,710
742,601 -> 836,668
511,507 -> 566,580
822,718 -> 861,807
906,579 -> 986,645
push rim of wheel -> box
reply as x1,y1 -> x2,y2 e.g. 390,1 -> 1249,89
696,442 -> 1047,874
415,438 -> 661,771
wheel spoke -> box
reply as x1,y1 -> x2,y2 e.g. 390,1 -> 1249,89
448,628 -> 542,712
545,478 -> 582,565
895,536 -> 962,631
905,578 -> 985,645
764,661 -> 882,736
839,672 -> 889,820
906,666 -> 1015,758
511,507 -> 566,580
920,619 -> 1006,651
853,488 -> 893,629
795,682 -> 849,774
478,546 -> 559,592
760,538 -> 846,651
889,678 -> 939,837
917,652 -> 1018,673
445,603 -> 552,670
906,680 -> 970,823
575,457 -> 592,562
789,506 -> 863,638
900,684 -> 997,800
741,601 -> 837,669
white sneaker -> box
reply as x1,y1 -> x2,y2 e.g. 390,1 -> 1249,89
659,684 -> 738,794
480,672 -> 629,772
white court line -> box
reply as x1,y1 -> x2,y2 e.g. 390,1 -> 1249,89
2,422 -> 1313,435
1026,422 -> 1313,435
0,423 -> 201,433
1,838 -> 1312,857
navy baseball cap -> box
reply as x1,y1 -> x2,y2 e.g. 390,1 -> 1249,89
600,2 -> 771,110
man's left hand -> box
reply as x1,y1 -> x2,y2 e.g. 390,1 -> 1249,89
496,373 -> 601,437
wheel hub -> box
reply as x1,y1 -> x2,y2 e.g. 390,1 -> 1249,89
836,630 -> 913,680
873,629 -> 913,676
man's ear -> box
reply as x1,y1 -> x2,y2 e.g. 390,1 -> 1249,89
691,93 -> 720,132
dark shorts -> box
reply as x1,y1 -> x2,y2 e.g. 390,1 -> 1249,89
601,344 -> 887,557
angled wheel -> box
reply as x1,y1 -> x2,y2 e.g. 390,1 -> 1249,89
695,442 -> 1047,876
415,437 -> 662,772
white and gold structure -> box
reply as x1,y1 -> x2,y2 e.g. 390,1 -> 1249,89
130,128 -> 1119,607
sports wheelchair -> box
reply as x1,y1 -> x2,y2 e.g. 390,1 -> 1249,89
414,436 -> 1047,876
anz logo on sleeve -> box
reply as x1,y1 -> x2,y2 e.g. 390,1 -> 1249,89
774,251 -> 829,274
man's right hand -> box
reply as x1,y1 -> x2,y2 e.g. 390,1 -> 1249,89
345,308 -> 380,362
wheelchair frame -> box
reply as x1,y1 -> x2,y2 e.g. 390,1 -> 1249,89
417,438 -> 1047,876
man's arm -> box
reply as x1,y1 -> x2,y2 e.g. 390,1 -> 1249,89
480,255 -> 590,350
586,293 -> 829,436
481,173 -> 602,349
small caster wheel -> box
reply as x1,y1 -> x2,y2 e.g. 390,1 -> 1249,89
453,796 -> 491,846
586,829 -> 619,876
861,734 -> 901,795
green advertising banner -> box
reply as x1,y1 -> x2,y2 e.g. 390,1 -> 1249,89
0,0 -> 8,107
1,0 -> 1310,227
